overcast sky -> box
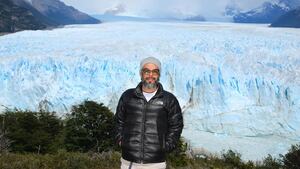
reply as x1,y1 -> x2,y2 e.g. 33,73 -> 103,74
61,0 -> 273,21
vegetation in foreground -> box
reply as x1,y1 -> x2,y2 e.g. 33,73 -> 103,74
0,100 -> 300,169
0,146 -> 300,169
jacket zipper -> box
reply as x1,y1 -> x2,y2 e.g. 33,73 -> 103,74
162,134 -> 166,151
140,100 -> 147,163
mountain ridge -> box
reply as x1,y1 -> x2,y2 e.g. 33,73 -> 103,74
0,0 -> 100,33
229,0 -> 300,23
30,0 -> 100,25
0,0 -> 49,33
271,6 -> 300,28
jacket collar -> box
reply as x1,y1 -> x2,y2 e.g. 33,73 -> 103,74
134,82 -> 164,99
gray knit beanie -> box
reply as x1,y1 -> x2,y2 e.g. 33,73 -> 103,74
140,57 -> 161,72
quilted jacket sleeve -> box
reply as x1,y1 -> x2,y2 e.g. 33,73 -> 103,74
114,93 -> 125,146
165,94 -> 184,152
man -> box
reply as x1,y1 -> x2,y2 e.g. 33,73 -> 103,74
115,57 -> 184,169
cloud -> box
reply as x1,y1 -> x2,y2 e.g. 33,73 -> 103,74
61,0 -> 272,20
104,4 -> 126,15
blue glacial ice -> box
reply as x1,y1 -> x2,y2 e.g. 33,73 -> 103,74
0,21 -> 300,160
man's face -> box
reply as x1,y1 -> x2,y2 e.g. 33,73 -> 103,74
141,63 -> 160,89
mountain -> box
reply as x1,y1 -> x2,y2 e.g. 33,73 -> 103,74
271,6 -> 300,28
0,0 -> 48,33
0,22 -> 299,160
30,0 -> 100,25
93,14 -> 154,22
0,0 -> 100,33
232,2 -> 289,23
184,15 -> 206,21
231,0 -> 300,23
11,0 -> 58,26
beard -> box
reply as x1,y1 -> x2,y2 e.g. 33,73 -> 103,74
142,77 -> 159,90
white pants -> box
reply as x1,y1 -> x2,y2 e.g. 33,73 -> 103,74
120,157 -> 166,169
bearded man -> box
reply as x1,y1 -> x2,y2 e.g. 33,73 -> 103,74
115,57 -> 183,169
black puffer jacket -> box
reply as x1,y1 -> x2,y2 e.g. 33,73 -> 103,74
115,82 -> 183,163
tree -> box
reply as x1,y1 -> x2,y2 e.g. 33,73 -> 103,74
0,114 -> 11,153
281,144 -> 300,169
166,137 -> 189,167
1,109 -> 63,153
64,100 -> 115,152
259,154 -> 282,169
0,129 -> 11,153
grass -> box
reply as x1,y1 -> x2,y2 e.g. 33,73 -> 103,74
0,150 -> 283,169
0,150 -> 121,169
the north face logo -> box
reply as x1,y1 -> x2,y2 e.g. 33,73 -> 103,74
155,101 -> 163,105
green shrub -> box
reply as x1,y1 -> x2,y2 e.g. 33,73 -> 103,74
166,138 -> 189,168
0,129 -> 11,153
222,149 -> 243,168
256,154 -> 282,169
64,100 -> 116,152
281,144 -> 300,169
0,109 -> 63,153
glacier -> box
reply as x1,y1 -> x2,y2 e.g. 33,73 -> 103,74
0,21 -> 300,161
